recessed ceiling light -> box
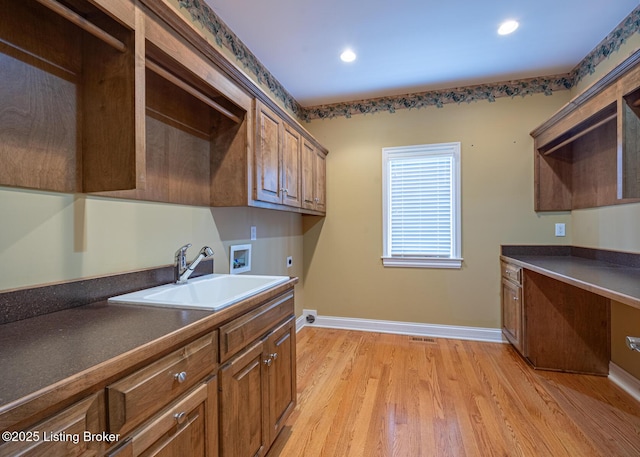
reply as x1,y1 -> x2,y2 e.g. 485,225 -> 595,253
498,20 -> 519,35
340,49 -> 356,63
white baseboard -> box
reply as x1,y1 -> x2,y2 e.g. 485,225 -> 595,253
296,313 -> 505,343
295,314 -> 307,333
609,362 -> 640,403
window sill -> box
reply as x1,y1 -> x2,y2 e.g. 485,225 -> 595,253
381,257 -> 463,269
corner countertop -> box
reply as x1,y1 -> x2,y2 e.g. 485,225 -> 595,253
501,245 -> 640,310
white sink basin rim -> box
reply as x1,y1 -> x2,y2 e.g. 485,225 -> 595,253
108,274 -> 290,311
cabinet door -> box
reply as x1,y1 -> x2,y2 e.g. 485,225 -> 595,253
501,277 -> 524,355
302,140 -> 327,213
301,140 -> 316,210
219,339 -> 267,457
313,149 -> 327,213
255,101 -> 282,204
281,124 -> 301,207
106,378 -> 217,457
265,317 -> 296,446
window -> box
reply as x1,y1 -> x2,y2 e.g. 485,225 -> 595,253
382,142 -> 462,269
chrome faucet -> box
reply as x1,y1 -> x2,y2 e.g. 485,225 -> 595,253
174,244 -> 214,284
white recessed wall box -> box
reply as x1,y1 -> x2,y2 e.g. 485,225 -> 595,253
230,244 -> 252,274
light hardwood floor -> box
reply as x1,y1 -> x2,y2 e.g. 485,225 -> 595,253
267,327 -> 640,457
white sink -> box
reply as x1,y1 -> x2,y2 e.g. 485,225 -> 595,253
108,274 -> 290,311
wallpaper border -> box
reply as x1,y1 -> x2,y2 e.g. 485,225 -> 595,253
177,1 -> 640,120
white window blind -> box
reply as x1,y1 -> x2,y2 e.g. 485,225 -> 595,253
382,143 -> 462,269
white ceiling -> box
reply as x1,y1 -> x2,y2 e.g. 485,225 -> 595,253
204,0 -> 639,106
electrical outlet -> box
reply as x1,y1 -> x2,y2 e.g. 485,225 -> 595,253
250,226 -> 256,241
303,309 -> 317,324
286,256 -> 293,268
555,223 -> 566,237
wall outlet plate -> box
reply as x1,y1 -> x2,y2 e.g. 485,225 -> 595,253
250,226 -> 256,241
555,223 -> 566,237
230,244 -> 251,274
286,256 -> 293,268
303,309 -> 317,324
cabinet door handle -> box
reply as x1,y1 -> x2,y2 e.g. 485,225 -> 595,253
174,411 -> 187,425
270,352 -> 278,360
513,295 -> 518,301
174,371 -> 187,383
264,358 -> 272,367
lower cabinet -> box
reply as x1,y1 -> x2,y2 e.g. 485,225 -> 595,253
264,318 -> 296,446
219,339 -> 267,457
219,317 -> 296,457
500,258 -> 610,375
0,288 -> 297,457
500,261 -> 525,356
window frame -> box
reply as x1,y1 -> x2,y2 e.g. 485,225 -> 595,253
381,142 -> 462,269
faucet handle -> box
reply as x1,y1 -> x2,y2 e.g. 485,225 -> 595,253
175,243 -> 192,255
175,244 -> 192,267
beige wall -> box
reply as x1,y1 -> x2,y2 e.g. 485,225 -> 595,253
0,189 -> 304,304
303,92 -> 572,329
569,38 -> 640,379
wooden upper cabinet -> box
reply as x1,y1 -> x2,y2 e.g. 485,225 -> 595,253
0,0 -> 141,194
95,5 -> 250,207
255,101 -> 284,204
1,0 -> 326,215
531,50 -> 640,211
281,124 -> 302,207
280,123 -> 302,208
302,139 -> 327,213
254,100 -> 301,208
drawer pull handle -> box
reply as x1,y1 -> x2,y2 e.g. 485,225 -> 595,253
174,412 -> 187,425
174,371 -> 187,383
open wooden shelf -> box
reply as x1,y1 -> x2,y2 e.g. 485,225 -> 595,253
100,41 -> 248,206
0,0 -> 139,194
531,50 -> 640,211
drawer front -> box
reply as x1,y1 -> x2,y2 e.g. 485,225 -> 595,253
107,331 -> 217,435
0,392 -> 106,456
219,292 -> 294,362
501,260 -> 522,284
106,378 -> 217,457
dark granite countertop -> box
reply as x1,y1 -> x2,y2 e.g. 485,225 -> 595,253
501,246 -> 640,310
0,301 -> 212,406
